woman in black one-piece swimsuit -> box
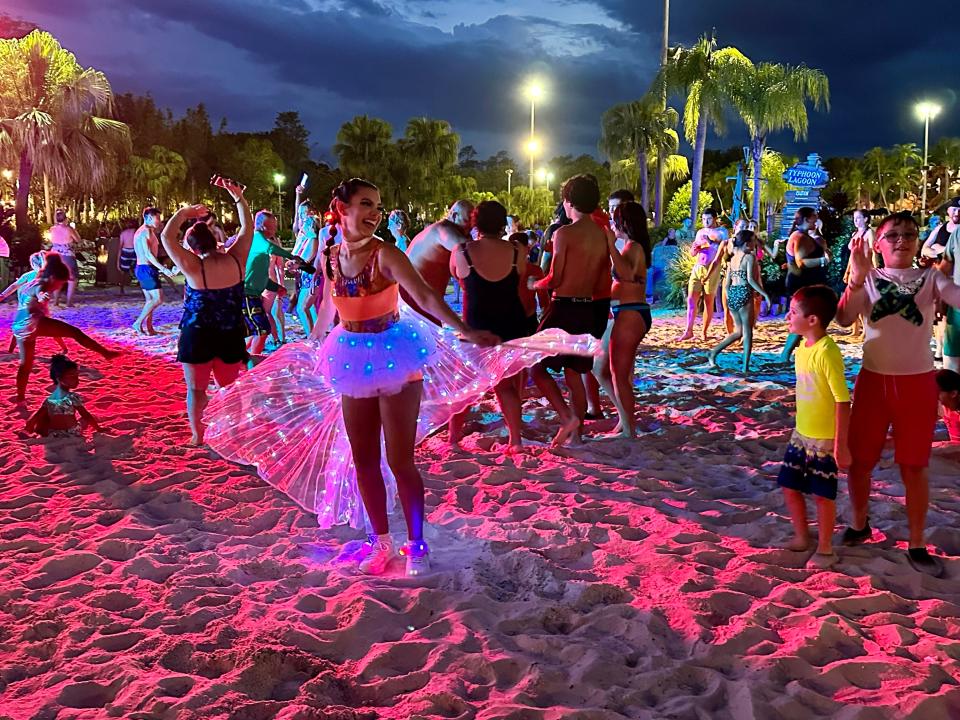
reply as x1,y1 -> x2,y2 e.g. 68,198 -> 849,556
450,200 -> 530,451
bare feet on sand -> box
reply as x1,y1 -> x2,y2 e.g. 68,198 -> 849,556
503,442 -> 524,456
808,551 -> 837,569
551,414 -> 581,447
675,331 -> 694,342
784,536 -> 811,552
601,428 -> 636,440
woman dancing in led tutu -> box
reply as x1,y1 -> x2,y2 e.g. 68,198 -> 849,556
205,179 -> 598,577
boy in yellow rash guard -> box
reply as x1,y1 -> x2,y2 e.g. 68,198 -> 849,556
778,285 -> 852,568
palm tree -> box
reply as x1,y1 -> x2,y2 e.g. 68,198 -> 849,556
837,158 -> 869,209
863,146 -> 892,208
887,143 -> 921,209
0,30 -> 129,230
401,117 -> 459,214
653,0 -> 671,225
611,152 -> 688,200
129,145 -> 187,211
655,34 -> 751,223
729,61 -> 829,222
648,102 -> 680,224
931,137 -> 960,202
745,149 -> 789,226
600,96 -> 676,212
333,115 -> 393,184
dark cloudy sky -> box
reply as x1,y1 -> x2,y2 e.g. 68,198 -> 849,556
8,0 -> 959,164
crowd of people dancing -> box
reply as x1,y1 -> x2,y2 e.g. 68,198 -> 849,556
4,171 -> 960,579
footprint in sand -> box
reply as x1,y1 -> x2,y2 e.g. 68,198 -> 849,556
23,552 -> 101,589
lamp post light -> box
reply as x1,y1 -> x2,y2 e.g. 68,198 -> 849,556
506,168 -> 513,205
915,101 -> 941,224
273,173 -> 286,230
534,167 -> 555,193
524,79 -> 545,189
525,138 -> 541,190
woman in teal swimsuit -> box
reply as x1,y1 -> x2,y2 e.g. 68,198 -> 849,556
707,231 -> 771,373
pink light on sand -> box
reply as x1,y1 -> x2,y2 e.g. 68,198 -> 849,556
1,290 -> 959,718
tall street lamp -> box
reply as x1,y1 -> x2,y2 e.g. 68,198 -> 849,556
273,173 -> 286,230
525,138 -> 542,190
524,79 -> 545,189
506,168 -> 513,199
915,101 -> 941,223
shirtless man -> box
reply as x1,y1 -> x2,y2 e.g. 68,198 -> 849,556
132,207 -> 175,335
49,209 -> 82,307
533,175 -> 612,445
402,199 -> 474,323
677,208 -> 727,342
117,218 -> 137,294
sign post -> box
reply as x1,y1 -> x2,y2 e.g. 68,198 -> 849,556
779,153 -> 829,238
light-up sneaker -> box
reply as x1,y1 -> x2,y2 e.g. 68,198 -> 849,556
400,540 -> 431,577
358,534 -> 394,575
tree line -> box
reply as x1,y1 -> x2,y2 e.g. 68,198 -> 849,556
3,26 -> 956,260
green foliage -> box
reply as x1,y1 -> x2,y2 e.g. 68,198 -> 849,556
664,181 -> 714,229
550,154 -> 611,198
663,242 -> 697,307
129,145 -> 187,210
502,186 -> 555,227
728,60 -> 830,220
333,115 -> 393,185
0,29 -> 130,228
457,150 -> 518,195
215,137 -> 284,210
599,95 -> 678,207
827,214 -> 853,290
270,111 -> 310,180
400,117 -> 460,214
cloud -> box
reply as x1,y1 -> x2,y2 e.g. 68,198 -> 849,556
6,0 -> 957,164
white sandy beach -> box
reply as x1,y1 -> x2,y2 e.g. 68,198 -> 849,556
1,287 -> 959,719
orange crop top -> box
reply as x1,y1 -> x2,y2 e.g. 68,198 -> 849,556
330,242 -> 400,332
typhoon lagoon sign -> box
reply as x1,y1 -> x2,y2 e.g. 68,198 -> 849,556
783,160 -> 829,189
779,153 -> 829,237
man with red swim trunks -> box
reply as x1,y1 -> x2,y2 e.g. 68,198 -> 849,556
837,211 -> 960,577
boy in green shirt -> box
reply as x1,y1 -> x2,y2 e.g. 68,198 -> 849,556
778,285 -> 852,568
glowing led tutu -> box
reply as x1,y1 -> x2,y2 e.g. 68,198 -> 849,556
204,303 -> 599,529
321,316 -> 436,398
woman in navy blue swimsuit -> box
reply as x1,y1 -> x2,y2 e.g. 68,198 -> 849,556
160,177 -> 253,445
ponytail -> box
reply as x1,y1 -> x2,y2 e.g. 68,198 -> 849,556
323,210 -> 339,281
